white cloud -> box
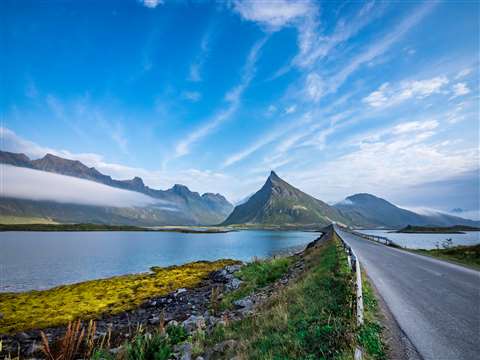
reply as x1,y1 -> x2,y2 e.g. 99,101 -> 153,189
455,68 -> 472,79
285,123 -> 477,203
222,112 -> 312,167
188,29 -> 211,82
182,91 -> 202,102
1,165 -> 162,208
450,83 -> 470,99
327,1 -> 438,96
363,76 -> 449,108
174,37 -> 267,158
285,105 -> 296,114
392,120 -> 439,135
232,0 -> 314,29
294,1 -> 380,68
305,73 -> 324,102
141,0 -> 163,9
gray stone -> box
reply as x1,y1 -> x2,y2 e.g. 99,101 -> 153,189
233,298 -> 253,310
178,342 -> 192,360
213,339 -> 238,353
225,265 -> 242,273
175,288 -> 187,296
182,315 -> 206,333
148,316 -> 160,325
227,278 -> 243,290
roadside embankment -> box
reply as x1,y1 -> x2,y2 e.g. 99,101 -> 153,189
1,228 -> 387,359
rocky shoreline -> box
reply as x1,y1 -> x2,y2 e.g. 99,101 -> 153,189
1,236 -> 322,359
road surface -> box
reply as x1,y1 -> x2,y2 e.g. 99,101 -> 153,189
335,226 -> 480,360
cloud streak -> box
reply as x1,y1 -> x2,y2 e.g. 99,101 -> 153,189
174,36 -> 268,158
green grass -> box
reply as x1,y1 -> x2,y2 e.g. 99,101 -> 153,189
0,260 -> 238,334
202,236 -> 356,359
413,244 -> 480,269
358,272 -> 387,360
220,256 -> 293,310
0,215 -> 58,225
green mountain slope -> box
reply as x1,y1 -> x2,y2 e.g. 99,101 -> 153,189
222,171 -> 349,226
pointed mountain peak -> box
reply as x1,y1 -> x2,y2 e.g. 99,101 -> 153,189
269,170 -> 280,180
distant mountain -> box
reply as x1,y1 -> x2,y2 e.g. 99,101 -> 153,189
335,193 -> 480,228
0,151 -> 233,225
222,171 -> 349,226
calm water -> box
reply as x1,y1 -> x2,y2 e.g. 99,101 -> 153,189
357,229 -> 480,250
0,230 -> 318,293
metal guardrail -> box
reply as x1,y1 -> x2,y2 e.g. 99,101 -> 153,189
334,227 -> 364,360
341,227 -> 397,247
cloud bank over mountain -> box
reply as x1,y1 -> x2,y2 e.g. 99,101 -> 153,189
2,165 -> 163,208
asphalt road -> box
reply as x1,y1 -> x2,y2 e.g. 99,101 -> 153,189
335,226 -> 480,360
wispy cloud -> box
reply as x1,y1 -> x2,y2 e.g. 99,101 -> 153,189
324,1 -> 438,97
363,76 -> 449,108
174,37 -> 268,158
141,0 -> 163,9
232,0 -> 315,30
182,91 -> 202,102
222,112 -> 312,167
450,83 -> 470,99
188,28 -> 212,82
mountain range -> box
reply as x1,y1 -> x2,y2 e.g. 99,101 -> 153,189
334,193 -> 479,228
0,151 -> 233,225
1,150 -> 478,228
223,171 -> 478,228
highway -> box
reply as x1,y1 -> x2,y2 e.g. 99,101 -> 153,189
335,226 -> 480,360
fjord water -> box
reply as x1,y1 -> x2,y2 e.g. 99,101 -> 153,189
0,230 -> 317,292
357,229 -> 480,249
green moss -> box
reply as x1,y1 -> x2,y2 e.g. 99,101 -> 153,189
0,260 -> 238,334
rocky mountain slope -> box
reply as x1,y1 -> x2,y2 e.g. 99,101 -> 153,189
0,151 -> 233,225
335,193 -> 479,228
222,171 -> 349,226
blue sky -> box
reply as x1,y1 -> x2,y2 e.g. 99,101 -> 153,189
1,0 -> 479,216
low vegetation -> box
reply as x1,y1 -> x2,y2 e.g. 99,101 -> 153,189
0,215 -> 58,225
0,260 -> 237,334
396,225 -> 480,233
220,256 -> 293,311
413,244 -> 480,269
198,236 -> 357,359
359,273 -> 387,360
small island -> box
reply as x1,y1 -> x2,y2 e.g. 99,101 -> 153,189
394,225 -> 480,234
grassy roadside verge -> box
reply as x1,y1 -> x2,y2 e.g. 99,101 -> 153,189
358,272 -> 387,360
410,244 -> 480,270
0,260 -> 237,334
197,235 -> 356,359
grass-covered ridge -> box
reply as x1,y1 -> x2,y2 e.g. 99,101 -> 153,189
0,260 -> 238,334
413,244 -> 480,269
200,236 -> 357,359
